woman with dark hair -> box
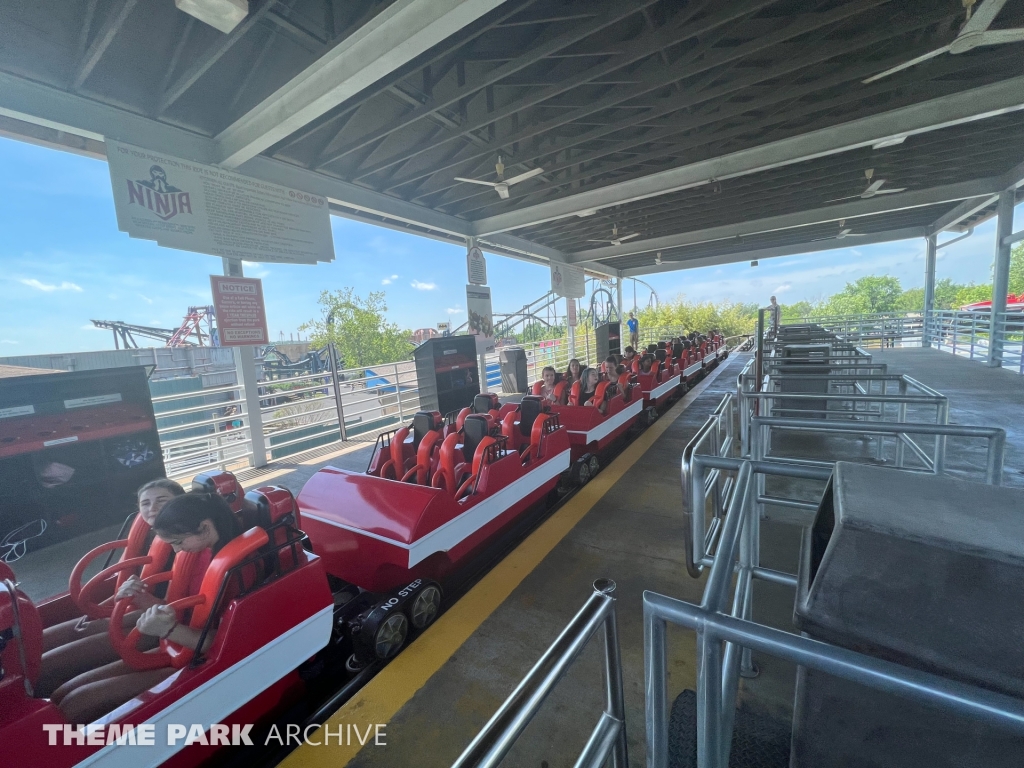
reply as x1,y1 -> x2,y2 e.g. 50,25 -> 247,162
47,492 -> 244,722
565,358 -> 583,385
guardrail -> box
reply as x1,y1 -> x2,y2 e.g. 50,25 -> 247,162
155,324 -> 741,476
450,579 -> 627,768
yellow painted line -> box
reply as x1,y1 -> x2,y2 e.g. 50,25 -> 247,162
282,364 -> 731,768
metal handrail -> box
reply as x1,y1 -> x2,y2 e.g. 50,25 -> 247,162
750,415 -> 1005,484
451,579 -> 627,768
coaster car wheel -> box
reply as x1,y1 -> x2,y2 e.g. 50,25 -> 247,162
373,613 -> 408,660
587,454 -> 600,478
571,456 -> 592,486
408,584 -> 442,630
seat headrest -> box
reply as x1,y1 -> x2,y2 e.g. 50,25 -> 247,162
243,486 -> 298,529
192,471 -> 244,512
673,343 -> 683,358
655,349 -> 667,363
519,396 -> 544,437
462,415 -> 490,458
657,341 -> 667,349
474,393 -> 500,413
412,411 -> 437,448
647,344 -> 658,353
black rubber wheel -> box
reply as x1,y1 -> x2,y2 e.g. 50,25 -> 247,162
408,584 -> 442,630
373,613 -> 409,660
573,456 -> 592,486
587,454 -> 600,478
646,406 -> 659,425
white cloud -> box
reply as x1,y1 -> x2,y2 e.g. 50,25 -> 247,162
382,274 -> 399,285
773,284 -> 792,294
80,324 -> 104,331
241,261 -> 271,278
0,339 -> 18,344
446,306 -> 463,315
137,293 -> 154,305
20,278 -> 83,292
411,280 -> 437,291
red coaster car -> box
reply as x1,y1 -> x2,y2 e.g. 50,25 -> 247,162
1,476 -> 333,768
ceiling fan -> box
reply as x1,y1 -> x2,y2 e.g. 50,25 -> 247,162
587,224 -> 640,246
454,156 -> 545,199
812,220 -> 869,242
863,0 -> 1024,83
826,169 -> 906,203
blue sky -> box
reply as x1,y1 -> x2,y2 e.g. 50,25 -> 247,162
0,136 -> 1018,355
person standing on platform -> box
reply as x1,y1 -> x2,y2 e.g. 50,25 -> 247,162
768,296 -> 781,334
627,312 -> 639,348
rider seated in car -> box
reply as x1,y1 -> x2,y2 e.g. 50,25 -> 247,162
601,356 -> 618,381
46,491 -> 244,723
579,367 -> 609,414
35,479 -> 186,697
639,354 -> 655,375
564,358 -> 583,386
537,366 -> 563,405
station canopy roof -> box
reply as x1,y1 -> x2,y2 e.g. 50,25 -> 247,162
1,0 -> 1023,278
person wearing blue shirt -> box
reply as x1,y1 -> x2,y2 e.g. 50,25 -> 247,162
626,312 -> 639,348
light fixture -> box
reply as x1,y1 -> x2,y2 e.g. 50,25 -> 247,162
175,0 -> 248,34
655,252 -> 662,265
751,260 -> 758,267
576,209 -> 598,218
872,136 -> 907,150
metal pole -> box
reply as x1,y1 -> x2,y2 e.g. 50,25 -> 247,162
394,362 -> 406,420
616,277 -> 624,323
923,234 -> 937,348
328,342 -> 348,441
988,189 -> 1014,367
223,258 -> 268,468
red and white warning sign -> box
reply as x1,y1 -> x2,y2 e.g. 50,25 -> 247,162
210,276 -> 269,346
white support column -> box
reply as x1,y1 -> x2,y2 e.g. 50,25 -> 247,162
988,190 -> 1015,367
923,234 -> 937,348
224,258 -> 268,466
616,278 -> 624,323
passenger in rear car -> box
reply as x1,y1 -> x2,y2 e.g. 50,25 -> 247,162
35,479 -> 186,698
580,368 -> 609,414
538,366 -> 560,404
565,358 -> 582,385
52,491 -> 245,723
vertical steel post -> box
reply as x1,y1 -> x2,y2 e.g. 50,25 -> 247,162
616,277 -> 624,323
644,607 -> 668,768
923,234 -> 937,348
223,258 -> 268,467
394,362 -> 406,420
328,342 -> 348,441
600,584 -> 628,768
989,189 -> 1015,367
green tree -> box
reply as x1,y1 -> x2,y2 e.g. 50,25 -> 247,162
1009,243 -> 1024,295
301,288 -> 412,368
820,275 -> 904,315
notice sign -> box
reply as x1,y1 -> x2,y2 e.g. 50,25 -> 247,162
467,245 -> 487,285
210,276 -> 269,346
567,298 -> 577,327
107,140 -> 334,265
550,263 -> 585,298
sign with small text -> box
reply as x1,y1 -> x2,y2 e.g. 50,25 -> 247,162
210,276 -> 269,346
467,245 -> 487,285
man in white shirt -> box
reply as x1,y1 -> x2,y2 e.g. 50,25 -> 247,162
768,295 -> 781,333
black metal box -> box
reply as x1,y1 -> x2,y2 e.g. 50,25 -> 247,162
498,347 -> 528,394
412,336 -> 480,416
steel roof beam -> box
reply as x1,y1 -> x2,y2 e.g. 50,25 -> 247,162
312,0 -> 655,169
215,0 -> 512,168
73,0 -> 139,90
471,76 -> 1024,236
619,226 -> 927,277
926,195 -> 1000,235
566,177 -> 1004,263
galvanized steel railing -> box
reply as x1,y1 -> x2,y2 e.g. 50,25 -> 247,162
450,579 -> 627,768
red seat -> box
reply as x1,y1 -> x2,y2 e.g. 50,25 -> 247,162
587,381 -> 611,407
618,372 -> 634,402
569,380 -> 583,406
192,471 -> 245,513
0,578 -> 42,691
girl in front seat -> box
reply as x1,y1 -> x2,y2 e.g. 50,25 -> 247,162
50,492 -> 244,723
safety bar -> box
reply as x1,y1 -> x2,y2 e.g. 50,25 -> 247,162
451,579 -> 627,768
646,459 -> 1024,768
750,416 -> 1005,485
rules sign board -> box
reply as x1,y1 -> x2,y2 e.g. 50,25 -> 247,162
107,140 -> 334,264
210,276 -> 269,346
